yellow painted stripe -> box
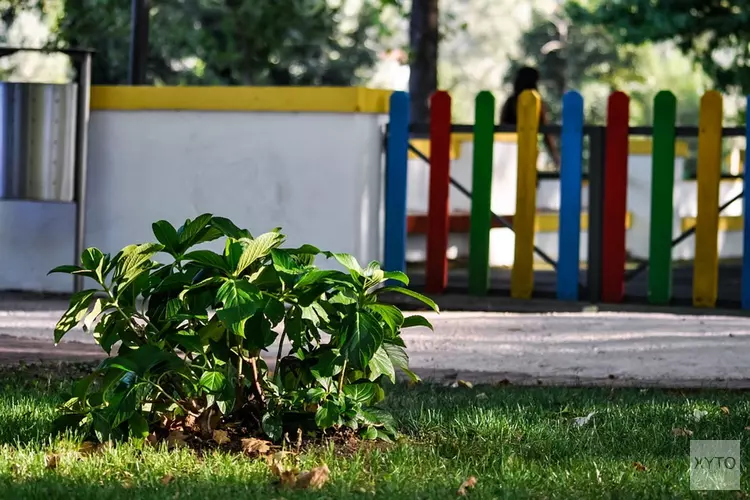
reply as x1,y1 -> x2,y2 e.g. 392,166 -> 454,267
90,86 -> 391,113
681,215 -> 743,232
693,91 -> 723,308
511,90 -> 541,299
534,211 -> 633,232
409,136 -> 689,161
629,138 -> 689,158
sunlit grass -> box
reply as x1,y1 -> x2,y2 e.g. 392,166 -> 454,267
0,363 -> 747,498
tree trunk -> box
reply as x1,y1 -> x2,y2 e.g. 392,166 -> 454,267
409,0 -> 439,124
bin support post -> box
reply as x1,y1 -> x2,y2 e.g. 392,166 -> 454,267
73,53 -> 92,293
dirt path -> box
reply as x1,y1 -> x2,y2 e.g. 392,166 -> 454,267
2,298 -> 749,388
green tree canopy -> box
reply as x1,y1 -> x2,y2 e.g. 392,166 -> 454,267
8,0 -> 395,85
569,0 -> 750,94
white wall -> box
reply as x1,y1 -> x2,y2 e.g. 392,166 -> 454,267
0,110 -> 385,292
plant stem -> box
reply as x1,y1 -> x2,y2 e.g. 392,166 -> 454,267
249,357 -> 265,404
338,358 -> 348,394
274,331 -> 286,382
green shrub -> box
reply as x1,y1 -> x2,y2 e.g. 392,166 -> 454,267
49,214 -> 436,443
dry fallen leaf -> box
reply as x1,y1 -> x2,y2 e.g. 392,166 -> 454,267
79,441 -> 105,457
573,412 -> 596,428
45,453 -> 60,470
633,461 -> 647,471
212,430 -> 231,445
295,464 -> 330,490
451,380 -> 474,389
241,438 -> 272,456
167,430 -> 188,449
184,414 -> 198,431
457,476 -> 478,496
146,432 -> 159,446
672,428 -> 693,437
721,406 -> 731,415
160,474 -> 174,485
692,409 -> 708,422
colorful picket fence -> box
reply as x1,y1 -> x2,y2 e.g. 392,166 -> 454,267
383,89 -> 750,309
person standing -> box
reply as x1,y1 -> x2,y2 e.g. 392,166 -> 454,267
500,66 -> 561,170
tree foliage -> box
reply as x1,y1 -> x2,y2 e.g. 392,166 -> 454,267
569,0 -> 750,94
11,0 -> 395,85
506,5 -> 640,123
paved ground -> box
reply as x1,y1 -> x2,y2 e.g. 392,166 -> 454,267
406,261 -> 747,308
2,296 -> 750,388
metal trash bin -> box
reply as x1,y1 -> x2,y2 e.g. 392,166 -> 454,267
0,47 -> 92,292
0,82 -> 78,202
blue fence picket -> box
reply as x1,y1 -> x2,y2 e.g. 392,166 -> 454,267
557,91 -> 584,301
384,91 -> 410,275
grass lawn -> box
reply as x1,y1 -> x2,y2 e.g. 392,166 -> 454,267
0,363 -> 748,499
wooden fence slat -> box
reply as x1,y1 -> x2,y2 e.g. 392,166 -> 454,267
601,91 -> 630,303
468,91 -> 496,295
511,90 -> 541,299
693,91 -> 723,308
647,90 -> 677,305
557,90 -> 584,301
425,91 -> 452,293
383,91 -> 410,276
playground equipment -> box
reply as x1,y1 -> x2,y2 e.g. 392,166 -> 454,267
383,88 -> 750,309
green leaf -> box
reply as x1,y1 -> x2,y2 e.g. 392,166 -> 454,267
216,279 -> 261,337
383,342 -> 419,382
198,316 -> 226,343
315,401 -> 341,429
236,232 -> 285,275
81,248 -> 105,273
402,314 -> 434,330
271,249 -> 306,275
152,220 -> 180,255
129,412 -> 150,438
180,275 -> 223,298
183,250 -> 230,273
92,315 -> 121,354
368,346 -> 395,383
54,290 -> 97,343
210,216 -> 252,239
295,269 -> 351,288
366,303 -> 404,334
383,270 -> 409,285
262,413 -> 283,441
344,382 -> 378,404
310,349 -> 343,380
177,213 -> 214,247
82,298 -> 104,332
342,310 -> 384,369
48,264 -> 84,275
361,426 -> 378,440
363,261 -> 385,283
265,298 -> 286,326
199,371 -> 227,393
325,252 -> 363,275
377,286 -> 439,312
72,372 -> 96,400
113,243 -> 163,290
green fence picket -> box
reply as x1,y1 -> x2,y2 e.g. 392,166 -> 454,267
468,91 -> 496,295
648,90 -> 677,304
